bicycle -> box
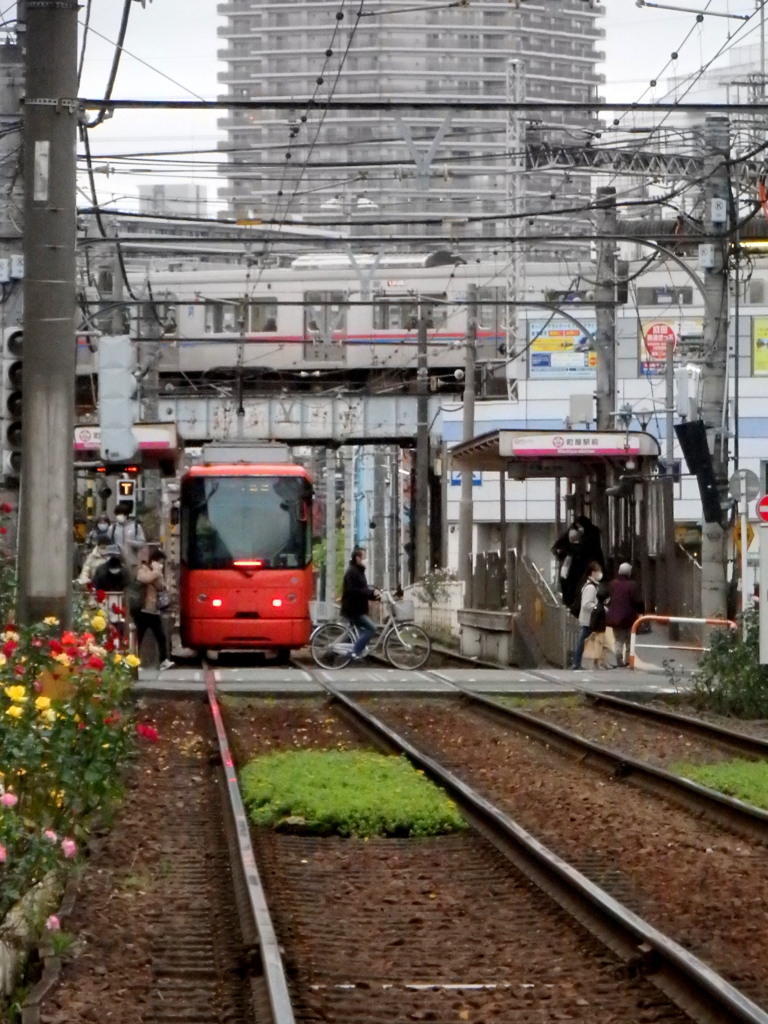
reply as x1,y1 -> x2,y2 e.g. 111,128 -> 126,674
310,590 -> 431,670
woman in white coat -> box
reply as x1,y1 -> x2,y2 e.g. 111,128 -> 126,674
571,561 -> 603,670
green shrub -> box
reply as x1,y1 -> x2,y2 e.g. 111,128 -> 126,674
671,758 -> 768,809
691,609 -> 768,718
240,749 -> 467,838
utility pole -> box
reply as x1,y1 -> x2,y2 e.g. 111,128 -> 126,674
18,2 -> 78,625
414,316 -> 430,578
699,115 -> 731,620
324,447 -> 337,608
594,186 -> 617,430
0,35 -> 24,332
458,285 -> 477,602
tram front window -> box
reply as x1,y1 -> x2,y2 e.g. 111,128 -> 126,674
182,477 -> 310,570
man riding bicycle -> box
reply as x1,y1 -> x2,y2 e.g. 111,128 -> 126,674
340,546 -> 380,660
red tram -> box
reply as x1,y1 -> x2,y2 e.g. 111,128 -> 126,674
178,460 -> 313,657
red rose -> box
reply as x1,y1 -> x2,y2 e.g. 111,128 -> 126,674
61,632 -> 76,645
3,640 -> 18,657
87,655 -> 104,670
136,723 -> 159,743
96,589 -> 106,602
48,639 -> 63,654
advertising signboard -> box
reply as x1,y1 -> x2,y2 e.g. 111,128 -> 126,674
752,316 -> 768,375
528,317 -> 596,378
639,318 -> 702,376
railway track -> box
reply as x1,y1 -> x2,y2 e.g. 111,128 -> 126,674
212,678 -> 768,1023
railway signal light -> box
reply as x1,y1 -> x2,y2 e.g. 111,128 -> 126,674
2,327 -> 22,483
98,335 -> 138,463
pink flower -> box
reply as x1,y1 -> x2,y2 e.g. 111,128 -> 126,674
45,915 -> 60,932
1,792 -> 18,807
0,844 -> 6,862
61,838 -> 76,859
44,829 -> 57,842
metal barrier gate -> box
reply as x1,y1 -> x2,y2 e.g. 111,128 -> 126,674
628,615 -> 737,670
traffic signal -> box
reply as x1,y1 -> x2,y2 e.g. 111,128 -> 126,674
117,476 -> 136,515
2,326 -> 22,483
98,335 -> 138,463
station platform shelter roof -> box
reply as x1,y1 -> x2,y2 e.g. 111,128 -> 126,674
449,429 -> 660,479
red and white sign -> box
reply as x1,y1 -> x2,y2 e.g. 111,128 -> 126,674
757,494 -> 768,522
73,423 -> 178,453
500,432 -> 644,458
643,322 -> 677,361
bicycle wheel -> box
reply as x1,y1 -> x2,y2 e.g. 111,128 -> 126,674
384,623 -> 431,670
310,621 -> 354,669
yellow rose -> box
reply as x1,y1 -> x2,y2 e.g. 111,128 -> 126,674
53,653 -> 71,667
3,685 -> 26,703
40,708 -> 56,726
91,615 -> 107,632
125,654 -> 141,668
43,616 -> 59,626
113,654 -> 123,665
35,696 -> 51,711
5,704 -> 22,718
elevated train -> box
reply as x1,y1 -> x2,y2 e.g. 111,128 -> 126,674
117,247 -> 760,389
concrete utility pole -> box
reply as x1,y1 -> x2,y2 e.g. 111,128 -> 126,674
458,285 -> 477,601
18,2 -> 78,625
0,36 -> 24,331
414,316 -> 430,578
699,115 -> 731,620
324,447 -> 337,607
594,187 -> 617,430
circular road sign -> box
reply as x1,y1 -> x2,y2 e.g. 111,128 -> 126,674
643,322 -> 676,360
730,468 -> 761,502
757,494 -> 768,523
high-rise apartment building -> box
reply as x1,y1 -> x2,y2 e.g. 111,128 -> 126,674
216,1 -> 605,242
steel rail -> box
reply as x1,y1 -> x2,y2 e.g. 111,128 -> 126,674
578,689 -> 768,759
428,674 -> 768,844
317,680 -> 768,1024
204,668 -> 296,1024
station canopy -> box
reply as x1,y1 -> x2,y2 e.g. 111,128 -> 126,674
450,429 -> 660,479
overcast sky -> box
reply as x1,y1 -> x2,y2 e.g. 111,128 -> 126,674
76,2 -> 762,212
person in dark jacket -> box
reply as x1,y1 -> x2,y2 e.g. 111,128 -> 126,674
340,547 -> 380,659
552,514 -> 605,609
606,562 -> 644,667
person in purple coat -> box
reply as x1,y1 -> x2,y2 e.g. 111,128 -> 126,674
606,563 -> 644,667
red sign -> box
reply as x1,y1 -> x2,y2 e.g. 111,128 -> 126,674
757,495 -> 768,522
643,322 -> 677,361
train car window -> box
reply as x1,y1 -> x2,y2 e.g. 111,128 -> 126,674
181,476 -> 310,570
303,291 -> 348,341
205,301 -> 241,334
373,293 -> 418,331
478,286 -> 504,336
249,300 -> 278,332
420,293 -> 448,330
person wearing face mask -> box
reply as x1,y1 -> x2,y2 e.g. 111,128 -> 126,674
87,514 -> 112,547
571,561 -> 603,670
135,547 -> 173,670
109,502 -> 146,570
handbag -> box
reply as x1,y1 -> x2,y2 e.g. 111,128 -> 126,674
156,589 -> 170,612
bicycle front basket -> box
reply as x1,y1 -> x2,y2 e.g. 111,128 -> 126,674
394,599 -> 415,622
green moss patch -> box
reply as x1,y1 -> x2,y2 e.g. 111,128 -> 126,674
671,758 -> 768,809
240,749 -> 467,837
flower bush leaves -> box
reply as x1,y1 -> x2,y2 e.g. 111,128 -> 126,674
0,616 -> 138,922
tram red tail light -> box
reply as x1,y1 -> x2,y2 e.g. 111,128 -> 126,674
271,597 -> 283,608
212,598 -> 223,608
234,559 -> 263,568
